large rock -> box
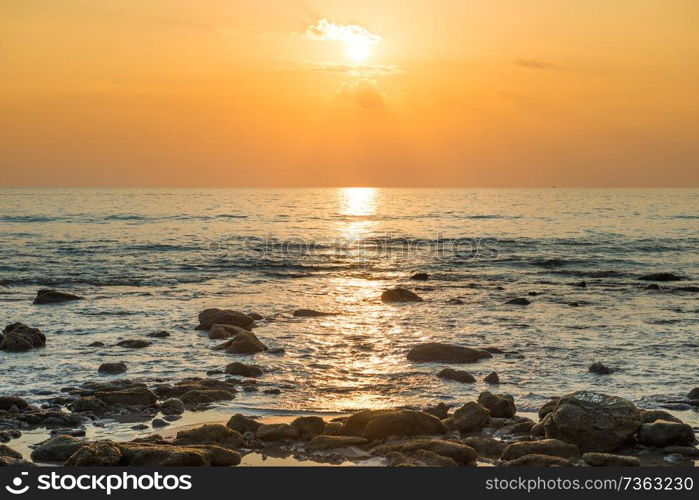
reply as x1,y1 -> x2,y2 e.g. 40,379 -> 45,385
30,435 -> 85,463
0,395 -> 30,410
501,454 -> 573,467
160,399 -> 185,415
437,368 -> 475,383
68,396 -> 107,413
687,387 -> 699,400
197,308 -> 254,331
478,391 -> 516,418
33,289 -> 83,304
226,414 -> 262,434
174,424 -> 245,449
407,343 -> 492,364
95,388 -> 157,407
256,424 -> 299,442
381,288 -> 423,303
117,441 -> 240,466
65,441 -> 122,466
291,416 -> 326,440
307,435 -> 369,451
583,452 -> 640,466
342,410 -> 447,441
179,390 -> 235,405
501,439 -> 580,460
98,362 -> 127,375
543,391 -> 642,452
213,330 -> 267,354
209,324 -> 250,340
640,409 -> 683,424
638,420 -> 695,447
1,323 -> 46,351
638,273 -> 683,281
452,402 -> 490,432
588,362 -> 614,375
224,362 -> 263,377
462,436 -> 506,458
373,438 -> 476,465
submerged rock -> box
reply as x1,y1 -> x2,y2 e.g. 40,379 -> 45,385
407,343 -> 492,364
478,391 -> 516,418
196,308 -> 254,331
213,330 -> 267,354
116,339 -> 151,349
687,387 -> 699,400
381,288 -> 423,303
437,368 -> 475,383
208,324 -> 249,340
33,289 -> 83,305
1,323 -> 46,352
452,402 -> 490,432
638,420 -> 695,447
638,273 -> 684,281
583,452 -> 640,466
588,362 -> 614,375
224,362 -> 263,377
410,273 -> 429,281
484,372 -> 500,384
147,331 -> 170,338
292,309 -> 336,317
505,298 -> 530,305
98,362 -> 127,375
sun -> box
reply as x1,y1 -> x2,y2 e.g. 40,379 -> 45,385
346,36 -> 371,64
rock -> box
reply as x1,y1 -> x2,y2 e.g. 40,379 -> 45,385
214,330 -> 267,354
291,416 -> 326,440
33,289 -> 83,304
573,281 -> 587,288
687,388 -> 699,400
68,396 -> 107,413
152,418 -> 169,428
95,387 -> 157,407
30,435 -> 85,463
208,323 -> 249,340
0,395 -> 30,410
588,362 -> 614,375
374,439 -> 476,465
160,398 -> 185,416
407,343 -> 492,364
247,312 -> 263,321
224,362 -> 263,377
543,391 -> 642,452
131,424 -> 148,431
538,398 -> 560,420
0,430 -> 21,443
484,372 -> 500,384
501,439 -> 580,460
452,402 -> 490,432
256,423 -> 299,442
645,284 -> 660,290
437,368 -> 475,383
292,309 -> 336,317
638,273 -> 683,281
174,424 -> 245,449
153,378 -> 236,399
117,441 -> 240,466
505,298 -> 530,305
308,435 -> 368,451
381,288 -> 423,303
147,331 -> 170,338
323,422 -> 344,436
410,273 -> 429,281
65,440 -> 122,466
663,446 -> 699,457
478,391 -> 516,418
179,390 -> 235,406
0,444 -> 23,460
0,323 -> 46,351
640,409 -> 683,424
423,403 -> 450,420
342,410 -> 447,441
116,339 -> 151,349
88,341 -> 105,347
638,420 -> 695,447
583,452 -> 640,466
98,362 -> 127,375
446,298 -> 464,305
502,454 -> 573,467
197,308 -> 253,331
226,414 -> 262,434
462,436 -> 506,458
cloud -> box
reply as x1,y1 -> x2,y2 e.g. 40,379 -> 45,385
305,19 -> 382,46
338,78 -> 384,109
288,61 -> 403,77
513,59 -> 562,70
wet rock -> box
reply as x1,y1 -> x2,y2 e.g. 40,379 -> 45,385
663,446 -> 699,457
501,439 -> 580,460
407,343 -> 492,364
263,388 -> 281,395
153,378 -> 236,399
174,424 -> 245,449
0,445 -> 33,466
543,391 -> 642,452
381,288 -> 423,303
462,436 -> 506,458
638,273 -> 683,281
0,444 -> 23,460
160,398 -> 185,416
68,396 -> 107,413
88,341 -> 105,347
478,391 -> 516,418
33,289 -> 83,304
323,421 -> 344,436
95,387 -> 157,407
179,390 -> 235,406
423,403 -> 450,420
0,395 -> 30,410
538,398 -> 560,420
208,324 -> 249,340
638,420 -> 695,447
0,430 -> 21,443
501,454 -> 573,467
116,339 -> 151,349
437,368 -> 475,383
410,273 -> 429,281
342,410 -> 447,441
308,435 -> 368,450
452,402 -> 490,433
687,388 -> 699,400
484,372 -> 500,384
645,284 -> 660,290
98,362 -> 127,375
151,418 -> 169,428
197,308 -> 254,331
446,298 -> 464,305
30,435 -> 85,463
292,309 -> 336,317
573,281 -> 587,288
226,414 -> 262,434
373,438 -> 476,465
583,452 -> 640,466
214,330 -> 267,354
256,423 -> 299,442
131,424 -> 148,431
1,323 -> 46,352
640,409 -> 683,424
118,441 -> 240,466
147,331 -> 170,338
291,416 -> 326,440
505,298 -> 530,305
247,312 -> 263,321
224,362 -> 263,378
588,362 -> 614,375
65,440 -> 122,466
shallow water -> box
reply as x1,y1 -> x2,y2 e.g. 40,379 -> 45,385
1,188 -> 697,428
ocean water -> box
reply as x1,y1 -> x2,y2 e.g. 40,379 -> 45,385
1,188 -> 697,424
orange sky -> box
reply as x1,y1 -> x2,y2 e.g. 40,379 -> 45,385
1,0 -> 698,187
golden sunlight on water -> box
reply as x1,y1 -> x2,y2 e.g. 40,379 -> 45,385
336,187 -> 379,241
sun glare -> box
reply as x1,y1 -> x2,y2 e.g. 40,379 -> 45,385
346,37 -> 371,63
